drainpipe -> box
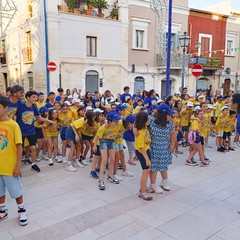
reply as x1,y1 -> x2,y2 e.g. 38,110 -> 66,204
43,0 -> 50,93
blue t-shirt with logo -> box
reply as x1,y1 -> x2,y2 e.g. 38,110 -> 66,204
144,97 -> 158,108
132,94 -> 143,108
16,104 -> 40,137
55,96 -> 62,103
45,102 -> 54,109
7,99 -> 22,119
123,129 -> 134,142
120,93 -> 131,103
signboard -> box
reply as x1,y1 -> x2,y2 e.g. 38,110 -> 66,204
189,58 -> 206,64
192,64 -> 203,77
47,62 -> 57,72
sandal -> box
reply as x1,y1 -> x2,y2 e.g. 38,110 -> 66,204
139,192 -> 153,201
200,162 -> 209,167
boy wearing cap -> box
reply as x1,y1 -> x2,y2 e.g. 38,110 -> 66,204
7,85 -> 24,119
215,106 -> 229,152
71,99 -> 81,120
180,102 -> 194,146
36,92 -> 45,109
45,92 -> 55,109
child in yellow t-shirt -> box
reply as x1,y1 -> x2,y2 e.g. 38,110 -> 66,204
0,96 -> 28,226
134,99 -> 143,114
172,109 -> 183,155
43,108 -> 60,166
134,111 -> 152,201
216,106 -> 229,152
93,110 -> 121,190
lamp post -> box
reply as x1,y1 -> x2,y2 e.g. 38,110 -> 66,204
179,32 -> 191,90
194,40 -> 201,96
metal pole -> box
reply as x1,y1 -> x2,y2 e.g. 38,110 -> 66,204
43,0 -> 50,93
166,0 -> 172,96
181,48 -> 186,90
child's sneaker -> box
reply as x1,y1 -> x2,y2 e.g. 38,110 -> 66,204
122,171 -> 134,177
48,158 -> 54,166
128,160 -> 136,166
98,180 -> 105,190
66,164 -> 77,172
62,156 -> 68,163
0,207 -> 8,221
161,179 -> 170,191
113,174 -> 122,181
31,164 -> 41,172
54,157 -> 62,163
107,175 -> 120,184
36,156 -> 41,162
139,191 -> 153,201
80,158 -> 88,166
90,170 -> 99,179
149,184 -> 163,194
73,160 -> 84,168
18,208 -> 28,226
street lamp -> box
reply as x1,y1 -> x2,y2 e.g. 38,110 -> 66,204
179,32 -> 191,90
194,40 -> 201,96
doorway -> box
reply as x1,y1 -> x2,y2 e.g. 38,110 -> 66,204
134,76 -> 145,93
223,78 -> 230,96
85,70 -> 99,93
161,80 -> 172,98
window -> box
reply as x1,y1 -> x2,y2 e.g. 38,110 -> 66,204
28,4 -> 33,18
86,36 -> 97,57
136,30 -> 144,48
24,31 -> 33,62
225,32 -> 237,57
131,18 -> 150,50
0,39 -> 6,64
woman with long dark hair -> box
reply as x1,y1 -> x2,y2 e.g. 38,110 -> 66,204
148,104 -> 175,193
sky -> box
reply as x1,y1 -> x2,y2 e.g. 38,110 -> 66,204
189,0 -> 240,11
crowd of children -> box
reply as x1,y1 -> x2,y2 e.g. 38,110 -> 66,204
1,85 -> 240,226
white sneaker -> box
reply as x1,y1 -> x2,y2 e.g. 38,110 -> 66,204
62,156 -> 68,163
18,208 -> 28,226
122,171 -> 134,177
150,183 -> 163,194
172,153 -> 178,158
161,179 -> 170,191
73,160 -> 84,168
36,156 -> 41,162
54,157 -> 62,163
42,154 -> 48,160
66,164 -> 77,172
113,174 -> 122,181
48,158 -> 54,166
80,159 -> 88,166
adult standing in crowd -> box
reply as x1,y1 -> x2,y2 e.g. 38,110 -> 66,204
144,89 -> 157,108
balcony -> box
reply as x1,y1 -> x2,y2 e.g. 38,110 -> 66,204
157,53 -> 188,69
202,57 -> 222,70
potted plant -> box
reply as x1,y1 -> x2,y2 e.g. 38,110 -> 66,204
92,0 -> 108,17
110,1 -> 118,20
85,0 -> 94,16
65,0 -> 81,13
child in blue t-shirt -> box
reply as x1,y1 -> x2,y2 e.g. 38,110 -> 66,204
16,91 -> 53,172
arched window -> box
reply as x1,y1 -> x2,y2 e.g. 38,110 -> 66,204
134,76 -> 145,93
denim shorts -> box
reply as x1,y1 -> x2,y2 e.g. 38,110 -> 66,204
115,143 -> 123,152
66,126 -> 77,144
99,139 -> 116,150
0,176 -> 23,199
60,127 -> 67,141
182,126 -> 189,132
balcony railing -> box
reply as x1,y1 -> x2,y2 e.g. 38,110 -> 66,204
157,53 -> 188,69
202,57 -> 222,70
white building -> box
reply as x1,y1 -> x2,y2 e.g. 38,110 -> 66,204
0,0 -> 129,95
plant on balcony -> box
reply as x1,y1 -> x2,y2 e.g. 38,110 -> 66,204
85,0 -> 94,16
92,0 -> 108,17
110,1 -> 118,20
65,0 -> 81,13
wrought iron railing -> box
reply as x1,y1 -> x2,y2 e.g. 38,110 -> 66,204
156,53 -> 188,69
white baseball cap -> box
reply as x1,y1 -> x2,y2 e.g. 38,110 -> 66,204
175,91 -> 181,95
221,106 -> 228,111
86,106 -> 93,111
94,108 -> 104,113
194,106 -> 201,111
68,95 -> 73,99
186,102 -> 194,107
157,99 -> 164,103
72,98 -> 81,104
207,104 -> 214,109
64,100 -> 71,106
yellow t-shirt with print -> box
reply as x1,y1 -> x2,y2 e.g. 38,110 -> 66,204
81,122 -> 99,137
71,107 -> 79,120
97,124 -> 119,140
222,115 -> 232,133
116,120 -> 125,144
190,119 -> 201,134
44,119 -> 59,137
134,128 -> 151,152
216,114 -> 228,132
200,113 -> 210,138
36,102 -> 45,109
134,106 -> 142,114
213,102 -> 222,118
180,108 -> 192,127
0,119 -> 22,176
173,117 -> 180,134
58,111 -> 73,127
